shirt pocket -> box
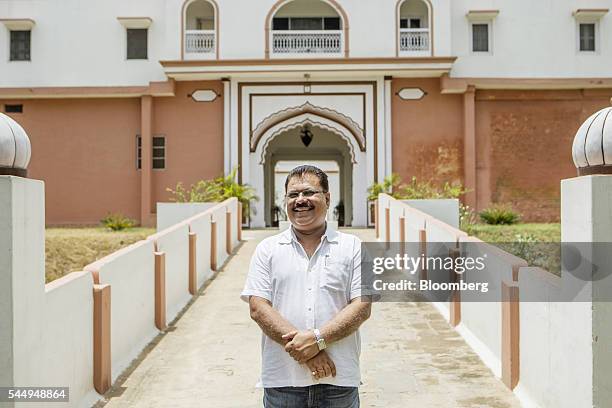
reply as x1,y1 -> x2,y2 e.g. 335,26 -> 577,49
320,257 -> 352,293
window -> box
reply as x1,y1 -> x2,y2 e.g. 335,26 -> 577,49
136,135 -> 165,170
152,136 -> 165,169
10,30 -> 31,61
272,17 -> 289,30
5,104 -> 23,113
127,28 -> 147,59
136,136 -> 142,169
400,18 -> 422,29
579,23 -> 596,51
472,23 -> 489,52
323,17 -> 341,30
272,17 -> 341,31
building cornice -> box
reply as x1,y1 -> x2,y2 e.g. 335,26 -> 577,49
0,80 -> 175,99
160,57 -> 457,80
440,74 -> 612,93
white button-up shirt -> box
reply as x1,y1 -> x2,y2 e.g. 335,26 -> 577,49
241,225 -> 363,388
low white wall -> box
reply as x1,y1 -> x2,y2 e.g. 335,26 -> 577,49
401,199 -> 460,229
148,224 -> 191,323
42,272 -> 99,408
85,240 -> 157,381
458,237 -> 525,378
188,213 -> 213,288
156,203 -> 216,231
515,267 -> 592,408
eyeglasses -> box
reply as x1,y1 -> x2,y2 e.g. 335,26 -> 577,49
285,189 -> 324,200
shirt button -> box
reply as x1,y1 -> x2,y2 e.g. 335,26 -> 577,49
308,287 -> 312,291
308,308 -> 312,311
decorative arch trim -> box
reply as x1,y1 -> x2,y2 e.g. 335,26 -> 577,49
395,0 -> 434,57
258,117 -> 358,165
251,102 -> 365,152
181,0 -> 220,60
264,0 -> 350,58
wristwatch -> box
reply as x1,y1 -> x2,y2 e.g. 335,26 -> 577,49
313,329 -> 327,351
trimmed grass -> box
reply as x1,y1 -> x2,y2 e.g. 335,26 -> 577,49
463,223 -> 561,275
463,223 -> 560,243
45,227 -> 155,283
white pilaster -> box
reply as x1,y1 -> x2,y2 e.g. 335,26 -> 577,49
0,176 -> 45,390
384,76 -> 393,180
222,79 -> 231,175
561,175 -> 612,407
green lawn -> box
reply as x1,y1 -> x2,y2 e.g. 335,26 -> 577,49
45,227 -> 155,283
463,223 -> 561,275
463,223 -> 560,243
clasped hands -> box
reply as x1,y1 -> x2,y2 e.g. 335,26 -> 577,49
282,330 -> 336,380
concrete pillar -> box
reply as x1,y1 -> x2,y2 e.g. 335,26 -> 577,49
140,95 -> 153,227
0,176 -> 45,391
463,86 -> 477,208
561,175 -> 612,406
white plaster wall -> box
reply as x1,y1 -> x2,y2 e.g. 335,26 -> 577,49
188,213 -> 213,288
402,199 -> 460,229
0,176 -> 45,389
515,266 -> 594,408
85,240 -> 158,382
450,0 -> 612,77
6,0 -> 612,86
455,239 -> 518,378
41,272 -> 99,408
148,224 -> 191,323
210,204 -> 229,267
157,202 -> 216,231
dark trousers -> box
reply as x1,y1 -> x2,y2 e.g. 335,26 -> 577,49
264,384 -> 359,408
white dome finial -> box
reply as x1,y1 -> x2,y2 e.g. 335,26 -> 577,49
0,113 -> 32,177
572,107 -> 612,175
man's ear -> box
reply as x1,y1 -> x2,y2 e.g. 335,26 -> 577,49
325,192 -> 330,208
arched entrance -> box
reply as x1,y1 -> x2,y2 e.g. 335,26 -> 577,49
249,112 -> 368,228
263,126 -> 354,227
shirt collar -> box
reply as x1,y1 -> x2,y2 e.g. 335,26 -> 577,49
279,222 -> 339,245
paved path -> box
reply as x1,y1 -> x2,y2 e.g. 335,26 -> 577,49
99,229 -> 521,408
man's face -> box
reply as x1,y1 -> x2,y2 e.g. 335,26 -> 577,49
285,173 -> 330,231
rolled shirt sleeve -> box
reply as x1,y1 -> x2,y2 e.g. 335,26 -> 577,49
240,240 -> 272,303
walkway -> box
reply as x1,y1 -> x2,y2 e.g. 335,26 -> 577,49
98,229 -> 521,408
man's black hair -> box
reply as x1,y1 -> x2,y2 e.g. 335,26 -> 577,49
284,165 -> 329,193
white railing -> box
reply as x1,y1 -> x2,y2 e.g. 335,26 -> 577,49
185,30 -> 215,54
399,29 -> 430,52
272,30 -> 342,54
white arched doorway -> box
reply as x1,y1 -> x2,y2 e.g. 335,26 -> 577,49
249,113 -> 368,227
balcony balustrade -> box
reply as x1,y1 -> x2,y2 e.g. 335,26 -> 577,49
271,30 -> 342,54
185,30 -> 215,54
399,28 -> 430,52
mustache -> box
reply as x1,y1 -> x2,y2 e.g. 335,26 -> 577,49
292,202 -> 314,209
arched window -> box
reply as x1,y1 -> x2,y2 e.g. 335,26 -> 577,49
267,0 -> 348,57
397,0 -> 432,55
182,0 -> 217,59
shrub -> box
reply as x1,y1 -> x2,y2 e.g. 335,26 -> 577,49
367,174 -> 467,201
398,176 -> 466,199
100,213 -> 136,231
479,204 -> 520,225
367,173 -> 402,201
166,167 -> 259,218
459,204 -> 478,230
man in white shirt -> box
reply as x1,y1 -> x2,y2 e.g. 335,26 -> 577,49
241,165 -> 371,408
